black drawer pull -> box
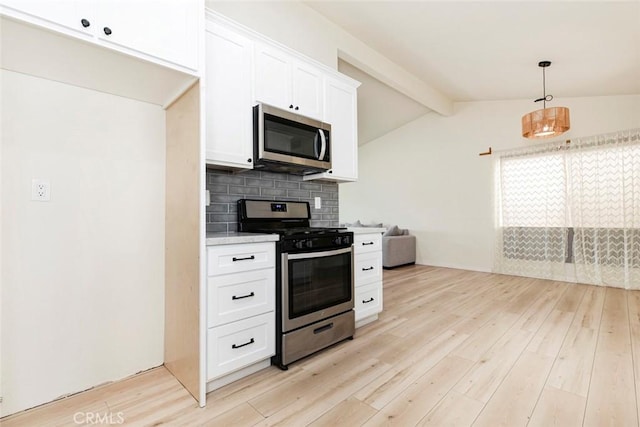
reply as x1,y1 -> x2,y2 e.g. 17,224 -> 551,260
232,292 -> 255,300
363,297 -> 375,304
313,323 -> 334,334
232,338 -> 255,349
232,255 -> 255,262
362,242 -> 374,246
362,266 -> 374,271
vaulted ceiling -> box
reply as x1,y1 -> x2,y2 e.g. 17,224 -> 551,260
305,1 -> 640,144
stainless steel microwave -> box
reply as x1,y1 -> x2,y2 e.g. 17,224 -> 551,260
253,103 -> 331,175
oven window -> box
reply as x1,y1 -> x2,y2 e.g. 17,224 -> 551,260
264,114 -> 320,160
288,251 -> 352,319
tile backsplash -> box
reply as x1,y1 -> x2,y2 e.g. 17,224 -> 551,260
206,167 -> 339,233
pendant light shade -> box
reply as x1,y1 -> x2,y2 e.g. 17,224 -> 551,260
522,61 -> 570,139
522,106 -> 570,138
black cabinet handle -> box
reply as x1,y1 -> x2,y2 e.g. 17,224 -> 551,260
289,104 -> 294,109
313,323 -> 334,334
232,292 -> 255,300
231,338 -> 255,349
362,266 -> 374,271
362,242 -> 374,246
103,27 -> 112,36
80,18 -> 90,28
247,158 -> 252,163
363,297 -> 375,304
328,170 -> 333,174
294,106 -> 299,110
232,255 -> 255,262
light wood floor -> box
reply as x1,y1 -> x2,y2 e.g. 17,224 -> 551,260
4,265 -> 640,426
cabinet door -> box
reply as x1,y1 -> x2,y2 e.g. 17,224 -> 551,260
207,268 -> 275,327
0,0 -> 93,36
253,42 -> 292,110
323,77 -> 358,181
291,60 -> 324,120
207,312 -> 275,380
205,22 -> 254,168
354,233 -> 382,254
355,251 -> 383,286
95,0 -> 199,70
355,282 -> 383,323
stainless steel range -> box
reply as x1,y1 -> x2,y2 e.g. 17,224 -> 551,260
238,199 -> 355,370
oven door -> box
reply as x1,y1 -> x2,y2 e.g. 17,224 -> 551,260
282,246 -> 354,332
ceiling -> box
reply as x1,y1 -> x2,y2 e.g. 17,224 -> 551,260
306,0 -> 640,102
306,0 -> 640,104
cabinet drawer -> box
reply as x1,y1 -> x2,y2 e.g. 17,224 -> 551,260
207,312 -> 275,381
354,233 -> 382,254
355,282 -> 383,322
355,252 -> 382,286
207,243 -> 275,276
208,268 -> 275,327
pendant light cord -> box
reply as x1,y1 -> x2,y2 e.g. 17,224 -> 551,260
534,61 -> 553,108
542,66 -> 546,109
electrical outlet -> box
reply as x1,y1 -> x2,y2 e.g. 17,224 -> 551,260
206,190 -> 211,207
314,196 -> 321,209
31,179 -> 51,201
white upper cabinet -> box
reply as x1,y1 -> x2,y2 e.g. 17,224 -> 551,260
95,1 -> 199,71
254,42 -> 324,121
205,21 -> 254,169
204,12 -> 359,179
0,0 -> 93,36
0,0 -> 200,73
291,61 -> 325,120
254,43 -> 292,111
304,76 -> 359,182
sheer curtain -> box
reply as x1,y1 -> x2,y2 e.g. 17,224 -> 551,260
494,128 -> 640,289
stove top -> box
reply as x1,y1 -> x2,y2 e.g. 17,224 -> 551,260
237,199 -> 352,251
250,226 -> 348,237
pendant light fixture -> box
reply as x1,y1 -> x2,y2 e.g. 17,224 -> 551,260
522,61 -> 570,139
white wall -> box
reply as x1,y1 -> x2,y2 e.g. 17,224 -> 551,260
340,95 -> 640,272
1,71 -> 165,416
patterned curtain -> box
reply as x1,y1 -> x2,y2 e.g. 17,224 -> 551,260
494,128 -> 640,289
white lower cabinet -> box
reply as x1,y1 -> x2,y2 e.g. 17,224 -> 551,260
207,312 -> 275,381
206,242 -> 276,386
353,232 -> 384,327
355,282 -> 383,322
207,268 -> 275,328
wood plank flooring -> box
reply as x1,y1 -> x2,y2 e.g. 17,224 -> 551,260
4,265 -> 640,426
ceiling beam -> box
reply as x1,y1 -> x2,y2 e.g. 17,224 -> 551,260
338,48 -> 453,116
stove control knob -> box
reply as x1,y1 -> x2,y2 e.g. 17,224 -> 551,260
333,236 -> 342,245
295,240 -> 305,249
305,240 -> 313,248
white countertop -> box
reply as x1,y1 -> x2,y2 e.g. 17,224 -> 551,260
205,232 -> 279,246
347,227 -> 387,234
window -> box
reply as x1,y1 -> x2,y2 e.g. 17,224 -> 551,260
495,129 -> 640,289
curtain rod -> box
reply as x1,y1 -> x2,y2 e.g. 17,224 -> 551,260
479,139 -> 572,156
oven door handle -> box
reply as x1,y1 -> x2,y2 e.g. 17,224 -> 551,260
285,246 -> 352,260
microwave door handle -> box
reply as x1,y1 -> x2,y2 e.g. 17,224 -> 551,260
313,131 -> 320,159
318,129 -> 327,161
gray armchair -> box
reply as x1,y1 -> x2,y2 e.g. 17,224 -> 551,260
382,226 -> 416,268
